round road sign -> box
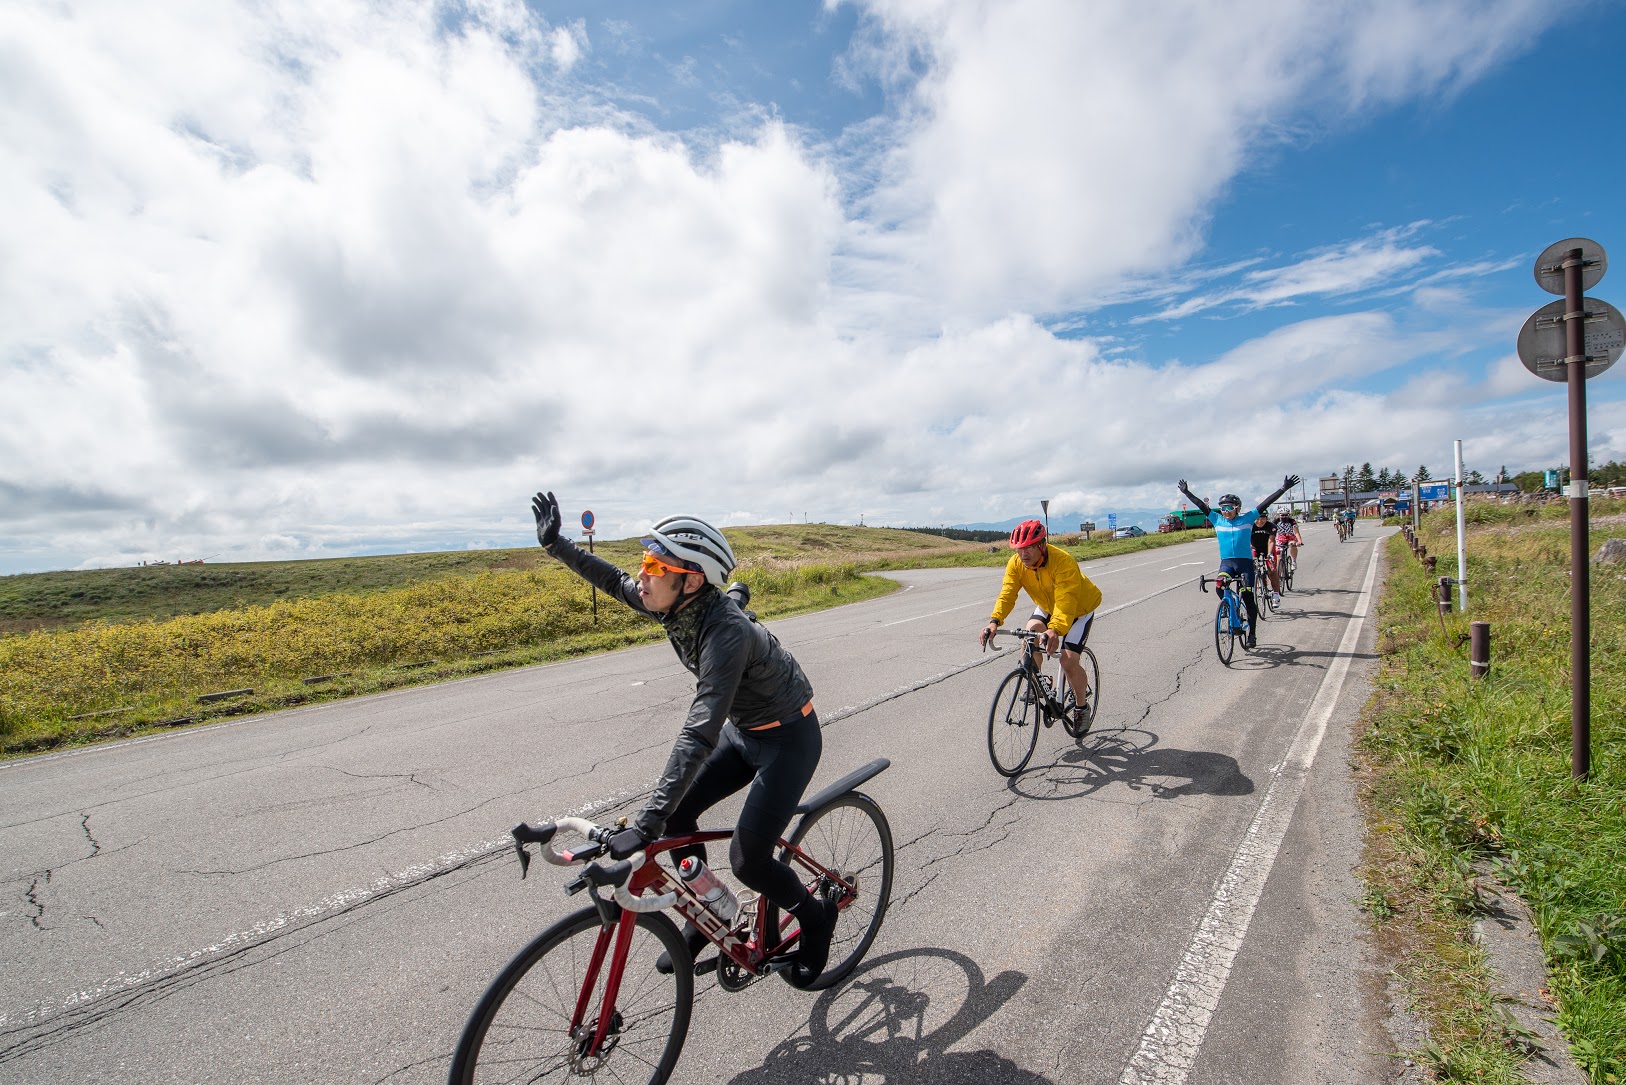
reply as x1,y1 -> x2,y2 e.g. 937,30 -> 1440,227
1534,237 -> 1607,296
1516,297 -> 1626,382
581,510 -> 595,531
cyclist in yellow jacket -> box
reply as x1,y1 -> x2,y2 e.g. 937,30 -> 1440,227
978,520 -> 1104,728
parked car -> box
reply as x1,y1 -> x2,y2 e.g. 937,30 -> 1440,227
1113,525 -> 1146,538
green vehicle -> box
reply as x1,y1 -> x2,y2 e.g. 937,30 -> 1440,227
1160,508 -> 1210,532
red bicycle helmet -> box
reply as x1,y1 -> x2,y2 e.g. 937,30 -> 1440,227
1009,520 -> 1047,549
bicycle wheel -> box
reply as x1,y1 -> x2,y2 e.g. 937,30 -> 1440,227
986,668 -> 1041,777
448,906 -> 693,1085
769,791 -> 895,992
1062,648 -> 1101,738
1214,599 -> 1236,664
1282,556 -> 1295,591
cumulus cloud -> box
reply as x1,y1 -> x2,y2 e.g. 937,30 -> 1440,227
0,0 -> 1588,572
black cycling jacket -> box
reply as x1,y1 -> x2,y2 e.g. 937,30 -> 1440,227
545,538 -> 815,838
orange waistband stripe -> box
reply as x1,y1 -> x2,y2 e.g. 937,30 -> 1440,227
743,701 -> 813,732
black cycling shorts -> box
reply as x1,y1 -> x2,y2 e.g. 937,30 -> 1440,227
668,711 -> 822,842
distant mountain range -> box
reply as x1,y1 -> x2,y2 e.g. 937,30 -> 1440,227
926,509 -> 1177,533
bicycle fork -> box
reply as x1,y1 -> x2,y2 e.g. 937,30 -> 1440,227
571,912 -> 636,1063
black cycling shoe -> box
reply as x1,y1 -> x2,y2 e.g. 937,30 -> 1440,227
656,923 -> 712,976
786,891 -> 840,989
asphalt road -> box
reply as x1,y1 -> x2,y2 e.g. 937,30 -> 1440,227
0,525 -> 1398,1085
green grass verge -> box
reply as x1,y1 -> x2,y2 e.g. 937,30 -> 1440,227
1356,498 -> 1626,1083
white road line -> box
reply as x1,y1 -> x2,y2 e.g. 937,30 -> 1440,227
1160,561 -> 1205,571
1098,576 -> 1199,617
881,601 -> 982,626
1117,540 -> 1382,1085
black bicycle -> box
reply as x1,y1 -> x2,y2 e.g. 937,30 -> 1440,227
983,628 -> 1100,776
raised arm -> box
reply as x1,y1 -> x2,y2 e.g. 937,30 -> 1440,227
1255,474 -> 1302,515
532,490 -> 652,616
1177,479 -> 1212,518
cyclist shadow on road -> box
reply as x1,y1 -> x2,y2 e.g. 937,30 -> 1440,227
1217,640 -> 1378,673
724,947 -> 1054,1085
1009,729 -> 1255,802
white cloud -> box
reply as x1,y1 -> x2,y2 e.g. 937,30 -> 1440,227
0,0 -> 1591,572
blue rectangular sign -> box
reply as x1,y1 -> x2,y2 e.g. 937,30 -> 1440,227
1107,513 -> 1118,528
1419,482 -> 1451,502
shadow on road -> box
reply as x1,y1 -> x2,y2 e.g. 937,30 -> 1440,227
1007,729 -> 1255,801
725,947 -> 1051,1085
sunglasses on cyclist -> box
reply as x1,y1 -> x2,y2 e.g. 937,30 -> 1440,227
640,551 -> 697,579
1219,503 -> 1240,513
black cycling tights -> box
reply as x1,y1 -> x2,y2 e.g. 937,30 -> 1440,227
664,715 -> 822,915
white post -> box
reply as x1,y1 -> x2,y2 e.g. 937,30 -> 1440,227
1454,439 -> 1468,612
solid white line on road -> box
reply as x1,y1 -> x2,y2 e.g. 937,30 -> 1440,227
1117,540 -> 1383,1085
1160,562 -> 1205,571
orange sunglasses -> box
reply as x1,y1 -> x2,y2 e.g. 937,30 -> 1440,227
640,551 -> 697,579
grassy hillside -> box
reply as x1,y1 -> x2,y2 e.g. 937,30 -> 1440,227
0,523 -> 1218,757
0,525 -> 984,633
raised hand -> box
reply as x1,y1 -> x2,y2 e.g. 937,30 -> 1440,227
531,491 -> 562,547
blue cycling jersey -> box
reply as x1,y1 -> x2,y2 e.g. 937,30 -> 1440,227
1209,508 -> 1261,560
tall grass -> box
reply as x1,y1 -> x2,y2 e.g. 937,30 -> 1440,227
1358,498 -> 1626,1082
0,557 -> 891,755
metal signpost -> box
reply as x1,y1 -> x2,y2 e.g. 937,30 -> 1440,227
581,510 -> 597,624
1040,499 -> 1050,536
1453,440 -> 1467,613
1519,237 -> 1624,779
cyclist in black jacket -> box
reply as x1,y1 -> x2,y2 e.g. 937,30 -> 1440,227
531,491 -> 837,986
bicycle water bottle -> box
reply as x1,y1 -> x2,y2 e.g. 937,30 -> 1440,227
677,856 -> 739,926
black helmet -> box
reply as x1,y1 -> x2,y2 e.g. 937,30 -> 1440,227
1218,494 -> 1241,508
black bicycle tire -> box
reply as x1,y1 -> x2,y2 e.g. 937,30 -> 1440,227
448,906 -> 693,1085
1214,599 -> 1235,664
767,791 -> 895,992
1283,557 -> 1295,591
1062,647 -> 1101,738
986,668 -> 1040,776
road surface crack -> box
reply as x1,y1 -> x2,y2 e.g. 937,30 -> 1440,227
80,814 -> 101,858
24,872 -> 49,930
322,767 -> 437,791
1130,645 -> 1206,731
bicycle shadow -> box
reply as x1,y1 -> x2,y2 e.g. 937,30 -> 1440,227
1008,728 -> 1255,801
724,947 -> 1052,1085
1219,642 -> 1378,672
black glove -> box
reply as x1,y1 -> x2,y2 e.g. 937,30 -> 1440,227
1284,474 -> 1301,490
531,491 -> 561,547
1177,479 -> 1191,494
608,826 -> 648,860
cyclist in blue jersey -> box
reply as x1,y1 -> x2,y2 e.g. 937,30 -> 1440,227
1177,475 -> 1301,647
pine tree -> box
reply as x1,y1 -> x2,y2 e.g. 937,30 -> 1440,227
1355,462 -> 1376,490
1414,464 -> 1432,483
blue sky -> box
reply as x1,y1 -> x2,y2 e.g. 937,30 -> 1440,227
2,0 -> 1624,572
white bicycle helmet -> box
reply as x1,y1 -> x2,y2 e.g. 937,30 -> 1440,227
641,515 -> 736,589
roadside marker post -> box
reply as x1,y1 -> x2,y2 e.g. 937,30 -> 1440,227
582,510 -> 597,624
1519,237 -> 1623,779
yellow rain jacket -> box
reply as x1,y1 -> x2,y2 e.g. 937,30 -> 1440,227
991,544 -> 1103,634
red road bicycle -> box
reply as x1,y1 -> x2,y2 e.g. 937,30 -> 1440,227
448,758 -> 895,1085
